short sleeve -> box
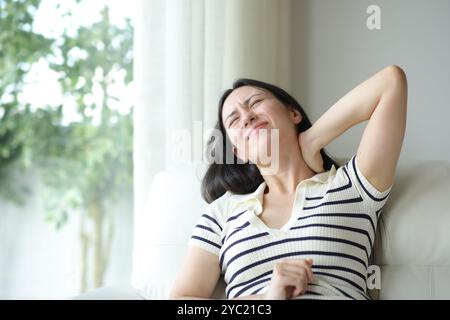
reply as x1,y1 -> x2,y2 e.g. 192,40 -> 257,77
188,203 -> 225,256
344,154 -> 393,212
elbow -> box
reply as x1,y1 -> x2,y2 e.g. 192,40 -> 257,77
385,65 -> 408,88
169,293 -> 185,300
169,290 -> 203,300
168,289 -> 185,300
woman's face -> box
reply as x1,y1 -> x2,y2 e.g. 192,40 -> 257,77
221,85 -> 302,165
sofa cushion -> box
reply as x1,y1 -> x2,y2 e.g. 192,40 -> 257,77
131,163 -> 224,299
373,158 -> 450,299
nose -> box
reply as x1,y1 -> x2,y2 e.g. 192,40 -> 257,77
243,113 -> 256,128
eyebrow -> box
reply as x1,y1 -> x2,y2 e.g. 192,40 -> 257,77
224,93 -> 263,124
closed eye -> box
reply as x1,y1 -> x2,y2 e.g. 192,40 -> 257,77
229,117 -> 239,127
227,99 -> 262,127
250,99 -> 262,108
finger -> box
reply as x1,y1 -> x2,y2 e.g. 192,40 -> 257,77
283,259 -> 314,282
286,286 -> 295,299
285,281 -> 303,299
279,273 -> 307,287
302,259 -> 315,282
279,265 -> 313,284
281,260 -> 315,282
304,263 -> 315,283
293,263 -> 314,283
292,285 -> 303,298
279,263 -> 311,277
276,266 -> 307,281
290,285 -> 305,299
277,262 -> 307,272
282,259 -> 311,268
292,278 -> 309,298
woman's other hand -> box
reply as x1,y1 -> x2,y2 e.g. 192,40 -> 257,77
263,259 -> 315,300
299,130 -> 325,173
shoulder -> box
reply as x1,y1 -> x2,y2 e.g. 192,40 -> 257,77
202,191 -> 236,224
336,155 -> 393,211
204,191 -> 251,227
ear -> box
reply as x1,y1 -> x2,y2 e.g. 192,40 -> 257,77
290,108 -> 303,125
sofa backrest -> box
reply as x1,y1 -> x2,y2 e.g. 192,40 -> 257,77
373,159 -> 450,299
132,163 -> 219,299
132,158 -> 450,299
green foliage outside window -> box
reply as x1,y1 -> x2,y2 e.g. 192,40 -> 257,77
0,0 -> 134,292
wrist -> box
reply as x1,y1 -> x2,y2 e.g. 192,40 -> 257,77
302,128 -> 323,154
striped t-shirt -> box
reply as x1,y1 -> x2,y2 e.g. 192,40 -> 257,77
189,155 -> 392,300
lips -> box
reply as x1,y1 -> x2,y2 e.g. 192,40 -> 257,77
247,121 -> 269,139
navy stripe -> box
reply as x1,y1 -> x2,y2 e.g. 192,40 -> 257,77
351,156 -> 390,202
228,250 -> 367,284
226,210 -> 247,222
305,167 -> 353,200
330,285 -> 356,300
220,232 -> 269,270
195,224 -> 216,234
226,270 -> 272,298
221,221 -> 251,244
308,283 -> 321,287
314,271 -> 365,293
305,290 -> 322,296
225,236 -> 369,269
376,208 -> 383,219
303,196 -> 363,210
235,276 -> 271,297
304,196 -> 324,201
190,236 -> 221,249
312,265 -> 367,283
251,286 -> 265,295
342,166 -> 353,188
347,287 -> 370,300
201,214 -> 223,231
290,223 -> 373,249
331,283 -> 369,300
251,283 -> 353,300
308,283 -> 356,300
297,213 -> 376,236
246,285 -> 363,301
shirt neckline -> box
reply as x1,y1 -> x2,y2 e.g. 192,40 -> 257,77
227,165 -> 337,234
228,164 -> 337,208
249,181 -> 306,234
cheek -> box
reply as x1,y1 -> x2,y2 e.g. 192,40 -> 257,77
260,105 -> 282,125
271,111 -> 294,130
228,124 -> 248,139
235,134 -> 250,152
226,130 -> 245,149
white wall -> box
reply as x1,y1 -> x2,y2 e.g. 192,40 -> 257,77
292,0 -> 450,161
0,170 -> 133,299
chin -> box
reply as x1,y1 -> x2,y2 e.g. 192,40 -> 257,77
249,134 -> 278,166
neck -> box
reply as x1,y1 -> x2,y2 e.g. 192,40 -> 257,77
258,142 -> 316,196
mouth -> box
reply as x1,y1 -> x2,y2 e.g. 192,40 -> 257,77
247,121 -> 269,139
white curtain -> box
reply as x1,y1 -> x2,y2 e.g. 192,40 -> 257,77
133,0 -> 293,222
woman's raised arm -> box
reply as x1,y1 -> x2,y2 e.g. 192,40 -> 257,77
302,65 -> 407,192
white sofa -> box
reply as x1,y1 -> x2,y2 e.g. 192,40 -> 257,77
130,157 -> 450,300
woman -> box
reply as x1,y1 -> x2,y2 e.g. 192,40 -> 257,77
169,65 -> 407,300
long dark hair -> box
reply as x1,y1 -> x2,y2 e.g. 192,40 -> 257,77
201,78 -> 338,204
